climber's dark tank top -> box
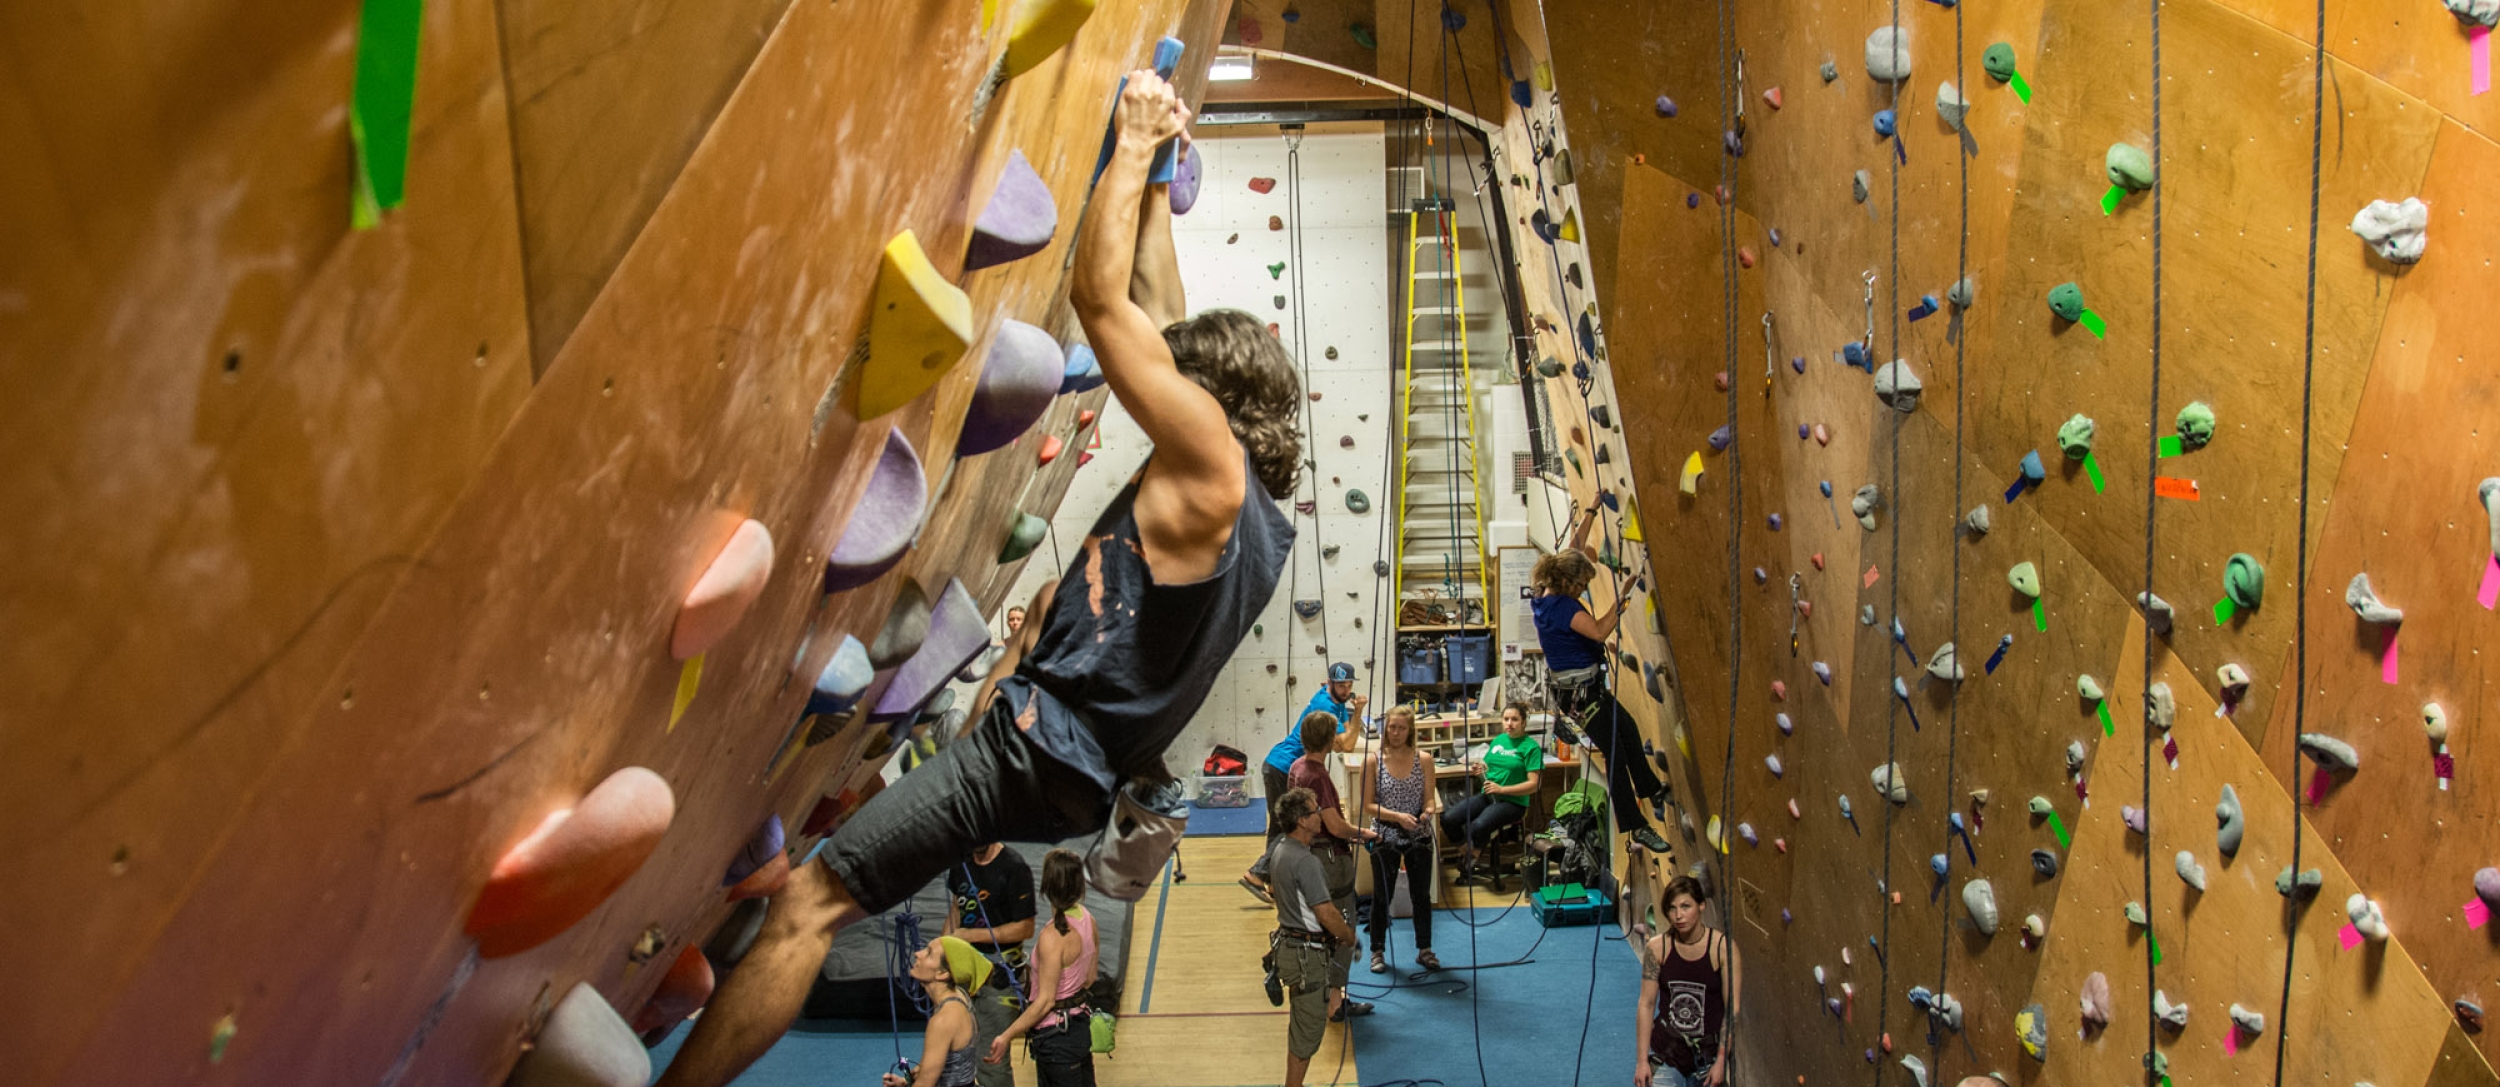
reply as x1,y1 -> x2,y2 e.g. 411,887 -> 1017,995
1649,929 -> 1727,1072
1008,450 -> 1294,790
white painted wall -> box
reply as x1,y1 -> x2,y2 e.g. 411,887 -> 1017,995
1006,126 -> 1395,790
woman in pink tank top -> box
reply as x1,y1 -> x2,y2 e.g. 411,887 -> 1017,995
987,849 -> 1100,1086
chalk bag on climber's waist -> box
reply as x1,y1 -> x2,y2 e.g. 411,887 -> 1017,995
1087,778 -> 1190,901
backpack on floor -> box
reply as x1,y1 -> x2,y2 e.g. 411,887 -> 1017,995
1203,744 -> 1248,777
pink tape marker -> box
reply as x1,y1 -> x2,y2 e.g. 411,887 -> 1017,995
2478,554 -> 2500,610
2307,766 -> 2333,804
2381,628 -> 2401,685
2466,899 -> 2491,930
2339,923 -> 2364,950
2474,26 -> 2492,96
2225,1026 -> 2241,1056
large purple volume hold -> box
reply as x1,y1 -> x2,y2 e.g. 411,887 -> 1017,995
959,320 -> 1063,455
823,428 -> 928,593
871,578 -> 991,723
967,149 -> 1058,271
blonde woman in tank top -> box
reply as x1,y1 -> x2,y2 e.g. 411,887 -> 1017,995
1359,704 -> 1441,972
989,850 -> 1101,1086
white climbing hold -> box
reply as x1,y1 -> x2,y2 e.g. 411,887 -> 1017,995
2217,784 -> 2245,856
2229,1003 -> 2266,1036
1864,26 -> 1912,82
2154,990 -> 2189,1030
2299,732 -> 2361,771
2424,702 -> 2450,742
2080,971 -> 2113,1028
2076,674 -> 2104,702
2351,198 -> 2429,264
2138,591 -> 2176,634
2175,851 -> 2207,892
2348,893 -> 2389,940
2022,914 -> 2046,940
2448,0 -> 2500,26
1963,879 -> 1999,935
1872,762 -> 1909,804
2064,741 -> 2086,774
1767,755 -> 1785,777
1964,504 -> 1991,536
2145,681 -> 2176,732
1935,81 -> 1969,127
1926,642 -> 1964,683
1901,1054 -> 1931,1087
2345,572 -> 2404,624
1852,484 -> 1882,530
2216,663 -> 2250,701
1873,360 -> 1922,412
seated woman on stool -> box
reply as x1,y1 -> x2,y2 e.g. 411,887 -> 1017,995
1361,704 -> 1440,973
1437,702 -> 1541,884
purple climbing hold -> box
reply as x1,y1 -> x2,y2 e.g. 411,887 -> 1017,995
1686,192 -> 1701,209
1814,661 -> 1833,685
1724,130 -> 1744,157
1170,141 -> 1206,215
2476,868 -> 2500,910
1791,355 -> 1807,374
1060,343 -> 1105,394
1768,514 -> 1783,531
1798,424 -> 1812,439
722,815 -> 785,887
1753,567 -> 1769,584
1709,425 -> 1734,451
872,579 -> 990,723
1441,5 -> 1465,29
958,320 -> 1063,455
824,428 -> 929,593
1656,96 -> 1679,118
967,150 -> 1058,271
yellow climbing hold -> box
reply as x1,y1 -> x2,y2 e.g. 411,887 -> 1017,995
1706,815 -> 1727,853
858,230 -> 974,419
982,0 -> 998,30
1622,495 -> 1646,543
1557,207 -> 1582,243
1534,60 -> 1554,91
1005,0 -> 1099,80
1680,451 -> 1705,494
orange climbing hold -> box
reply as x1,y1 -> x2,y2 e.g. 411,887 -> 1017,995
1248,177 -> 1277,193
1038,434 -> 1065,465
467,767 -> 676,958
1763,87 -> 1784,109
1077,408 -> 1097,429
670,518 -> 775,661
631,946 -> 717,1034
1737,247 -> 1757,268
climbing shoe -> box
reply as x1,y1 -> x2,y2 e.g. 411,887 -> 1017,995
1239,875 -> 1274,906
1331,999 -> 1375,1021
1368,951 -> 1387,974
1552,718 -> 1585,747
1628,826 -> 1674,855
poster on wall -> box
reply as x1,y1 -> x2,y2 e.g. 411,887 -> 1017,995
1497,545 -> 1540,659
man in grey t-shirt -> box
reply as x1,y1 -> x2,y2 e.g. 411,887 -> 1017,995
1267,788 -> 1356,1087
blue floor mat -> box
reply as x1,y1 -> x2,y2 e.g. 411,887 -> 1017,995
1187,796 -> 1268,837
652,1017 -> 921,1087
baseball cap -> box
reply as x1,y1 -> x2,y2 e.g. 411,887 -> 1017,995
1328,662 -> 1356,682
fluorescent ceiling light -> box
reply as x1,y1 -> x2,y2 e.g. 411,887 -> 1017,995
1209,55 -> 1256,82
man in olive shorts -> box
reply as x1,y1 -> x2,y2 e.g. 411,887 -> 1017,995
1267,788 -> 1357,1086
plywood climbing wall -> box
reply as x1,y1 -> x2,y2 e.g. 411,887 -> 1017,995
0,0 -> 1228,1082
1522,0 -> 2500,1082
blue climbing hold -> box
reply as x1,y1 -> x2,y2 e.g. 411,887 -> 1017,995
1511,80 -> 1531,109
1060,344 -> 1104,394
1656,96 -> 1679,118
1441,5 -> 1466,31
1791,355 -> 1806,374
2019,450 -> 2046,481
1282,6 -> 1300,21
1686,192 -> 1701,209
1798,424 -> 1811,439
1873,110 -> 1898,137
1841,342 -> 1872,370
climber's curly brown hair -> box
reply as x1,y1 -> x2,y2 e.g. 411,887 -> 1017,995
1163,308 -> 1302,499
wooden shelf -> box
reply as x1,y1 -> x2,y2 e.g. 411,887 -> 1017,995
1396,623 -> 1491,632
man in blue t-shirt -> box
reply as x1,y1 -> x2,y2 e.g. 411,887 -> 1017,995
1241,663 -> 1367,902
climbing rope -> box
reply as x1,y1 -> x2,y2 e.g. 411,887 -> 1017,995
1873,0 -> 1905,1079
2139,0 -> 2166,1076
1709,0 -> 1746,1080
1927,0 -> 1972,1076
2270,0 -> 2326,1078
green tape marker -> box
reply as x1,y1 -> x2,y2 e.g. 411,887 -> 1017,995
2048,811 -> 2071,849
349,0 -> 426,229
2158,435 -> 2184,459
2084,452 -> 2106,493
2214,597 -> 2237,625
2010,71 -> 2033,103
2098,700 -> 2115,736
2100,185 -> 2126,215
2078,309 -> 2109,339
2032,597 -> 2048,632
2148,928 -> 2163,964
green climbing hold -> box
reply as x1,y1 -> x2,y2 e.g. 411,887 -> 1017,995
2225,553 -> 2265,609
1535,356 -> 1564,378
1345,489 -> 1371,514
1268,261 -> 1286,279
2046,282 -> 2085,322
2175,401 -> 2216,448
998,512 -> 1048,563
2104,143 -> 2154,192
1982,43 -> 2017,82
1253,623 -> 1264,638
1565,448 -> 1584,477
2008,561 -> 2041,598
2056,414 -> 2096,460
1350,23 -> 1376,49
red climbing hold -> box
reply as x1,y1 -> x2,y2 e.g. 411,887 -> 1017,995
632,947 -> 717,1034
1715,185 -> 1732,205
1076,409 -> 1097,429
466,767 -> 676,958
1715,371 -> 1731,391
1812,552 -> 1826,570
1038,434 -> 1065,465
725,850 -> 790,902
1237,17 -> 1264,45
802,789 -> 860,836
1737,247 -> 1757,269
1077,451 -> 1095,467
1248,177 -> 1277,194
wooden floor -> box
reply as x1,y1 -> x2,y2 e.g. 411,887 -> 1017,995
998,835 -> 1359,1086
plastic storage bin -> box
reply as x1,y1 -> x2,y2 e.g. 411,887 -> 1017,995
1192,774 -> 1251,808
1398,641 -> 1442,684
1444,634 -> 1494,685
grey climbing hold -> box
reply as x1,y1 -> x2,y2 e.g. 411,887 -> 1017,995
2146,682 -> 2176,732
2351,198 -> 2429,264
1325,346 -> 1339,360
2299,732 -> 2360,771
868,580 -> 932,668
2105,143 -> 2154,192
2176,401 -> 2216,448
2122,805 -> 2147,835
1373,560 -> 1391,577
2031,848 -> 2060,878
2123,901 -> 2148,926
1964,504 -> 1991,536
1946,277 -> 1977,308
2448,0 -> 2500,26
2029,795 -> 2053,817
1852,484 -> 1882,530
1864,26 -> 1912,82
1273,294 -> 1287,310
1964,879 -> 1999,935
2346,572 -> 2404,624
2046,282 -> 2085,322
1590,404 -> 1613,428
1932,993 -> 1964,1032
2064,741 -> 2086,774
2276,866 -> 2324,899
2139,592 -> 2176,634
1821,60 -> 1840,82
2481,478 -> 2500,555
1901,1055 -> 1930,1087
1926,642 -> 1963,683
2225,553 -> 2266,609
2018,1002 -> 2049,1060
2077,674 -> 2104,702
2175,851 -> 2207,891
1853,169 -> 1872,204
1871,763 -> 1909,804
1535,356 -> 1564,378
998,511 -> 1049,562
2008,561 -> 2040,598
2154,990 -> 2189,1030
1292,600 -> 1322,619
2080,972 -> 2113,1029
1860,605 -> 1877,625
1935,81 -> 1969,127
2217,784 -> 2244,856
2348,893 -> 2390,940
510,982 -> 652,1087
2475,867 -> 2500,909
1873,359 -> 1922,412
2229,1004 -> 2266,1036
2056,414 -> 2096,460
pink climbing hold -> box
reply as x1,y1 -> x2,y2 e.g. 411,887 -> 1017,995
1715,371 -> 1731,391
1237,17 -> 1264,46
671,519 -> 775,661
1248,176 -> 1277,194
1737,247 -> 1757,269
1771,680 -> 1788,701
632,946 -> 717,1034
1813,424 -> 1831,446
1763,87 -> 1784,109
467,767 -> 676,958
1811,553 -> 1826,570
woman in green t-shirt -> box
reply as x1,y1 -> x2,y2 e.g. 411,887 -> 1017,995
1436,703 -> 1543,882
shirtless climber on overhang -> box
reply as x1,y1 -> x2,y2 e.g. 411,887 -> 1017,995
655,70 -> 1303,1087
